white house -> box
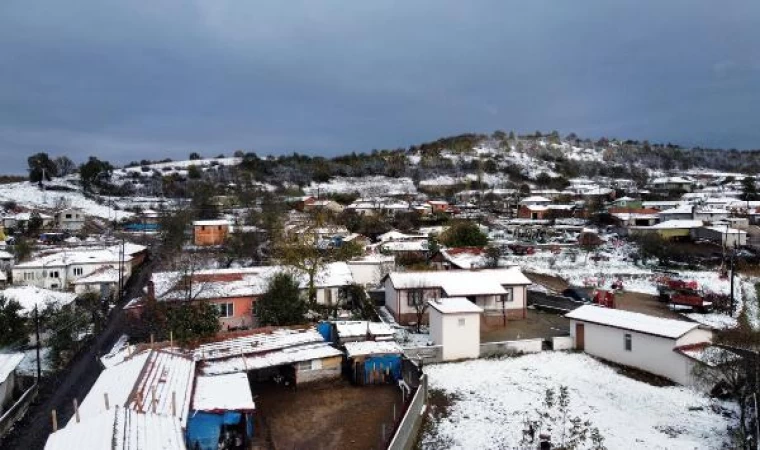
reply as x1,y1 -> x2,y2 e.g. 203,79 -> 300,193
0,353 -> 25,415
383,268 -> 531,325
346,255 -> 396,287
428,297 -> 482,361
11,244 -> 145,291
54,208 -> 86,231
566,305 -> 713,386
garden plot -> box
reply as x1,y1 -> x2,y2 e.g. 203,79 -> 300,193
421,352 -> 734,450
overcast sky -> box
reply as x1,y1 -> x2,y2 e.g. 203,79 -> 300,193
1,1 -> 759,174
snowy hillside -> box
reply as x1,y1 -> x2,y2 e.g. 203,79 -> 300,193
0,181 -> 133,220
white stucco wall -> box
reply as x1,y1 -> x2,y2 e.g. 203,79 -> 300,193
430,308 -> 480,361
570,320 -> 707,386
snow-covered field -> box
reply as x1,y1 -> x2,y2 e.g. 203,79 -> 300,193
0,181 -> 133,220
304,176 -> 417,196
421,352 -> 734,450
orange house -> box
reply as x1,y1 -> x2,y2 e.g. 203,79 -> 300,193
193,220 -> 230,246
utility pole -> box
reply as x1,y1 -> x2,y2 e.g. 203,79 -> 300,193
729,247 -> 736,316
35,305 -> 41,381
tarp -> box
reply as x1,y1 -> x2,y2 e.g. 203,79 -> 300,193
186,412 -> 223,450
317,322 -> 332,342
364,354 -> 402,383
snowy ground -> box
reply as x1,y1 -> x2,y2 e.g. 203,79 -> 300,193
0,181 -> 133,220
304,176 -> 417,196
421,352 -> 734,450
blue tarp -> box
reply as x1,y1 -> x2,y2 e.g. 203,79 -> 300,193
186,412 -> 223,450
186,411 -> 254,450
364,354 -> 402,383
316,322 -> 332,342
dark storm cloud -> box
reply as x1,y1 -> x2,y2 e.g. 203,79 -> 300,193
1,0 -> 759,173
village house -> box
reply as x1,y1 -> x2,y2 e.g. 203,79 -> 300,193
11,243 -> 146,291
609,208 -> 660,230
2,212 -> 54,232
649,176 -> 696,193
139,263 -> 355,330
382,267 -> 531,326
193,220 -> 230,246
54,208 -> 86,231
566,305 -> 715,386
303,199 -> 344,214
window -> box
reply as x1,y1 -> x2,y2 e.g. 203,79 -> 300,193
217,226 -> 222,230
500,288 -> 514,304
201,226 -> 206,231
216,303 -> 234,318
297,359 -> 321,371
624,334 -> 632,351
24,272 -> 34,281
458,318 -> 466,327
49,271 -> 59,278
407,289 -> 424,307
73,267 -> 83,276
50,284 -> 59,289
65,214 -> 72,219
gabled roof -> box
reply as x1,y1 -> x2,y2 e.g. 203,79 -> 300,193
386,268 -> 532,293
566,305 -> 700,339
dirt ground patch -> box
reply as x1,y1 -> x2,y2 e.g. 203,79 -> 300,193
254,379 -> 401,450
481,309 -> 570,342
526,271 -> 683,320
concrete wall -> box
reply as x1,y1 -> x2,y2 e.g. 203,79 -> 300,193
402,345 -> 444,365
552,336 -> 574,351
570,319 -> 705,385
479,338 -> 543,357
388,374 -> 428,450
429,308 -> 480,361
295,356 -> 342,384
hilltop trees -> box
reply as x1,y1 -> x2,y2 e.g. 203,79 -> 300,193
79,156 -> 113,192
27,152 -> 58,184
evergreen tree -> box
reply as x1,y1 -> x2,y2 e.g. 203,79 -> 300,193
255,272 -> 307,326
0,296 -> 28,348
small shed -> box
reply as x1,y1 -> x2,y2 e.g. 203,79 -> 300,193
566,305 -> 713,386
187,373 -> 256,450
344,341 -> 403,385
428,298 -> 483,361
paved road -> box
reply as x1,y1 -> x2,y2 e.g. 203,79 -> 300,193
0,257 -> 153,450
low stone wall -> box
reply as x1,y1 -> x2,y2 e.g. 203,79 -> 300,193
479,338 -> 543,357
552,336 -> 574,351
0,384 -> 37,439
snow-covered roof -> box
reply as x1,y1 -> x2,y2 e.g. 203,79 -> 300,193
193,219 -> 230,226
153,262 -> 354,302
74,350 -> 195,427
13,245 -> 136,269
387,268 -> 532,294
344,340 -> 403,358
195,328 -> 325,361
650,176 -> 694,185
380,240 -> 428,252
428,297 -> 483,314
651,220 -> 703,229
566,305 -> 700,339
703,226 -> 747,235
520,196 -> 551,204
0,286 -> 77,314
0,250 -> 13,259
201,342 -> 342,376
192,373 -> 256,412
334,321 -> 395,339
0,352 -> 24,384
71,266 -> 120,284
45,407 -> 185,450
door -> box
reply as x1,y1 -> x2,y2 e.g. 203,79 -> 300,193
576,323 -> 585,351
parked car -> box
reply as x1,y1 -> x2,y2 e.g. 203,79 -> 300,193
562,287 -> 592,303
